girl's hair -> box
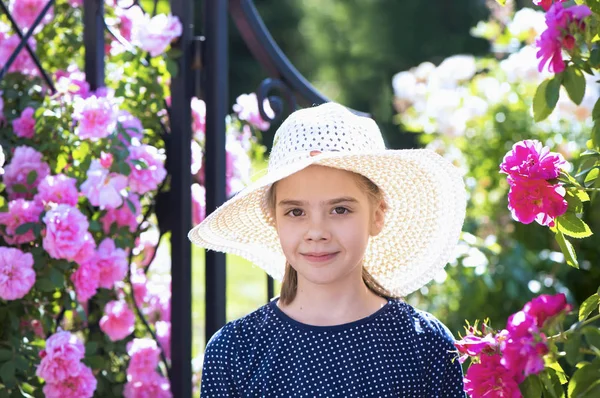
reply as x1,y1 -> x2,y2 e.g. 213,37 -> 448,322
267,170 -> 400,305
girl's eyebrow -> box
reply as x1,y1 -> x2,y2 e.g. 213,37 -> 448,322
277,197 -> 359,207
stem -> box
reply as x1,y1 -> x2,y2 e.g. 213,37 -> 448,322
549,313 -> 600,341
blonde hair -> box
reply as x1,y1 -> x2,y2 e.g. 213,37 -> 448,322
267,170 -> 399,305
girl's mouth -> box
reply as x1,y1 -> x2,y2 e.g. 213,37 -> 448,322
301,252 -> 339,263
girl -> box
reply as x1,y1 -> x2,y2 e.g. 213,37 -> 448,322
189,102 -> 467,397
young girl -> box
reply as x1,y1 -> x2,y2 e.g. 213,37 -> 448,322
189,102 -> 467,397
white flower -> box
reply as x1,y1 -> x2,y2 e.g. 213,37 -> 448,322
434,55 -> 477,86
508,8 -> 546,42
392,71 -> 418,100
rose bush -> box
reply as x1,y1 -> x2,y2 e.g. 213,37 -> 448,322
392,0 -> 600,396
0,0 -> 267,396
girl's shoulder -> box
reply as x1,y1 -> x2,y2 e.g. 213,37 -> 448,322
389,299 -> 457,342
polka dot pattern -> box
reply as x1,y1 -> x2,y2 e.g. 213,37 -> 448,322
200,299 -> 466,397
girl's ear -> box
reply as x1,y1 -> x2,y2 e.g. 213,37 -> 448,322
369,200 -> 386,237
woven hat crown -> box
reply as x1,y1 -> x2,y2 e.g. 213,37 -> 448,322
268,103 -> 386,172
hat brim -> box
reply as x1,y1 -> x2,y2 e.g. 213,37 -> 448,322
188,148 -> 466,297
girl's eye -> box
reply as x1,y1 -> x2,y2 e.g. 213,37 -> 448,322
332,207 -> 350,215
287,208 -> 304,217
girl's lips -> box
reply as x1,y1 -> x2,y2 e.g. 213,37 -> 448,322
301,252 -> 339,263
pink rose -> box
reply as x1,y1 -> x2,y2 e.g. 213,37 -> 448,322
127,338 -> 161,380
191,140 -> 204,183
464,354 -> 521,398
3,145 -> 50,200
43,204 -> 96,264
507,178 -> 568,227
80,160 -> 128,209
70,261 -> 100,303
42,364 -> 97,398
132,13 -> 182,57
191,97 -> 206,139
124,371 -> 172,398
506,311 -> 537,338
36,331 -> 85,382
156,321 -> 171,360
12,107 -> 36,139
233,93 -> 274,131
523,293 -> 572,327
0,199 -> 43,244
100,300 -> 136,341
131,266 -> 148,307
191,183 -> 206,225
72,94 -> 118,141
96,238 -> 128,289
500,140 -> 565,180
134,228 -> 159,268
55,66 -> 90,98
0,247 -> 35,300
127,144 -> 167,194
116,5 -> 144,42
117,110 -> 144,142
455,333 -> 498,358
101,193 -> 141,234
501,333 -> 548,383
34,174 -> 79,206
9,0 -> 53,31
0,33 -> 37,75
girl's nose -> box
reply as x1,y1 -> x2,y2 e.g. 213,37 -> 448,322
304,216 -> 331,242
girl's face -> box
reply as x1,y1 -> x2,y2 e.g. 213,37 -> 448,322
274,165 -> 385,287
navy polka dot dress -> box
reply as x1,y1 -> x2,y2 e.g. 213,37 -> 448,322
200,298 -> 466,397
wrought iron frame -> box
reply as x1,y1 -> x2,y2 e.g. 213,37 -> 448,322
0,0 -> 367,395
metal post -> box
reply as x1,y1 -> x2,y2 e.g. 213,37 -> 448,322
83,0 -> 104,90
203,0 -> 228,344
170,0 -> 194,395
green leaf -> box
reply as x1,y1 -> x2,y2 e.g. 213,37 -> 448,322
26,170 -> 37,185
35,278 -> 55,292
594,121 -> 600,149
0,361 -> 16,388
565,189 -> 584,214
83,355 -> 104,369
126,198 -> 136,214
166,58 -> 179,77
556,213 -> 593,239
590,48 -> 600,67
540,368 -> 565,398
579,293 -> 599,322
15,222 -> 35,235
534,79 -> 560,122
89,219 -> 102,232
554,230 -> 578,268
566,335 -> 583,366
585,167 -> 599,187
11,184 -> 28,193
546,361 -> 568,385
592,98 -> 600,121
49,267 -> 64,288
583,326 -> 600,350
568,363 -> 600,398
0,349 -> 12,362
495,0 -> 506,5
85,341 -> 98,356
521,374 -> 543,398
563,66 -> 586,105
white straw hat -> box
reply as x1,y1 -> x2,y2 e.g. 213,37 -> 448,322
189,102 -> 466,297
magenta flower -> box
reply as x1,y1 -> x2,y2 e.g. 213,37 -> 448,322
0,247 -> 35,300
124,371 -> 172,398
116,5 -> 144,42
534,0 -> 566,12
501,139 -> 565,180
100,300 -> 136,341
72,94 -> 118,141
42,364 -> 97,398
126,338 -> 161,380
101,193 -> 141,234
191,97 -> 206,140
127,144 -> 167,194
0,199 -> 43,245
96,238 -> 128,289
42,204 -> 96,264
233,93 -> 273,131
70,261 -> 100,303
523,293 -> 571,328
191,183 -> 206,225
0,33 -> 37,75
3,146 -> 50,200
9,0 -> 54,31
501,333 -> 548,383
12,107 -> 36,139
132,13 -> 182,57
80,160 -> 128,209
507,178 -> 568,227
117,110 -> 144,142
455,333 -> 498,358
36,331 -> 85,382
506,311 -> 537,338
536,27 -> 565,74
34,174 -> 79,206
464,354 -> 521,398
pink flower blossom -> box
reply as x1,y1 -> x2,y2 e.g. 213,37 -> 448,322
118,110 -> 144,142
226,135 -> 252,197
42,364 -> 97,398
501,140 -> 565,180
191,97 -> 206,140
55,66 -> 90,98
100,300 -> 136,341
96,238 -> 128,289
34,174 -> 79,206
455,333 -> 498,358
127,144 -> 167,194
191,140 -> 204,183
127,338 -> 161,380
0,33 -> 37,75
102,193 -> 141,234
523,293 -> 571,328
131,266 -> 148,307
72,95 -> 118,141
124,371 -> 172,398
191,183 -> 206,225
156,321 -> 171,359
0,91 -> 4,122
0,199 -> 43,244
12,107 -> 36,139
80,160 -> 128,209
233,93 -> 274,131
100,151 -> 114,168
43,204 -> 96,264
134,227 -> 159,267
464,354 -> 521,398
501,333 -> 548,383
534,0 -> 565,12
0,247 -> 35,300
536,27 -> 564,74
3,145 -> 50,200
9,0 -> 54,31
36,331 -> 85,382
132,13 -> 182,57
117,5 -> 144,42
507,178 -> 568,227
506,311 -> 538,338
70,261 -> 100,302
